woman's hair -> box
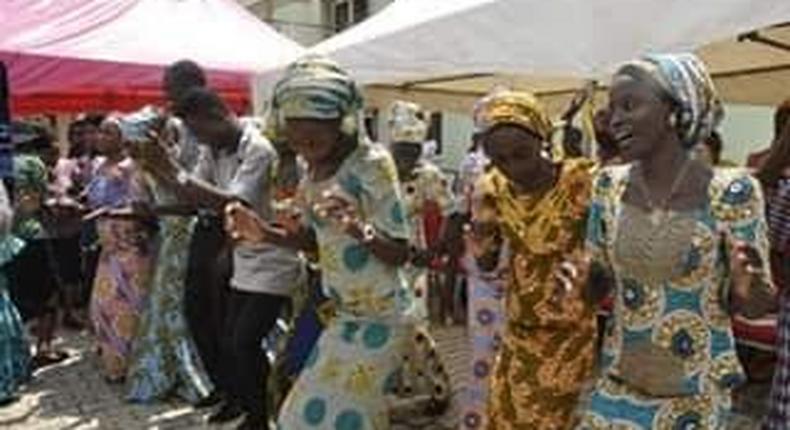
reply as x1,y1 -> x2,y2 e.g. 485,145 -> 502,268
758,118 -> 790,188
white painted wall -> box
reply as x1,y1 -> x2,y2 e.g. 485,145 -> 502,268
718,104 -> 774,164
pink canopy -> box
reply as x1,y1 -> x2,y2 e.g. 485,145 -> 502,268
0,0 -> 303,115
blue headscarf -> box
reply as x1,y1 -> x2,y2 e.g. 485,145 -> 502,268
617,53 -> 723,148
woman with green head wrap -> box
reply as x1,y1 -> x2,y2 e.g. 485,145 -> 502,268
0,176 -> 31,404
226,56 -> 418,429
8,144 -> 70,369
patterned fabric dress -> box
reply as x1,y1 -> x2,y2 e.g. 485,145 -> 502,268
481,159 -> 597,430
579,165 -> 771,429
400,162 -> 455,319
125,175 -> 213,403
0,234 -> 30,402
86,158 -> 154,381
276,143 -> 416,429
762,177 -> 790,430
459,251 -> 506,430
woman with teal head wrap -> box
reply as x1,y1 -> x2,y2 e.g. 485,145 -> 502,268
228,56 -> 426,429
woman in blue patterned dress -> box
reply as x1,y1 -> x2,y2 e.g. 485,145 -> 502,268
226,56 -> 417,429
0,179 -> 30,405
125,116 -> 213,404
576,53 -> 776,429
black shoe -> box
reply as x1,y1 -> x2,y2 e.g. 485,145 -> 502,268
236,415 -> 267,430
194,391 -> 223,409
208,403 -> 244,424
0,395 -> 20,407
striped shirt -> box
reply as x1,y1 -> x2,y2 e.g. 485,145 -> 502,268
768,178 -> 790,254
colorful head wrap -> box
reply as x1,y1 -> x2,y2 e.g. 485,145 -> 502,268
388,100 -> 428,144
474,90 -> 553,141
270,55 -> 364,137
13,154 -> 48,195
615,53 -> 723,148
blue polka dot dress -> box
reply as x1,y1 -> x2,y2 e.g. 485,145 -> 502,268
276,143 -> 416,429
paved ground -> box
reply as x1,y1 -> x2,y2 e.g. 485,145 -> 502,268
0,326 -> 468,430
0,325 -> 768,429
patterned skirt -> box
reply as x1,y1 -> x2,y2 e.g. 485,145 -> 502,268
488,325 -> 595,430
276,315 -> 413,429
0,235 -> 31,402
763,289 -> 790,430
126,217 -> 213,403
579,377 -> 731,429
90,245 -> 152,380
460,270 -> 505,430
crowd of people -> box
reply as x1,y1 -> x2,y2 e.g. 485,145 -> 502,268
0,50 -> 786,430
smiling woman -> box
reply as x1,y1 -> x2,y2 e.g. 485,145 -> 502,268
578,53 -> 775,430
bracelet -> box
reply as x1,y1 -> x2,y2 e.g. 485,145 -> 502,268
362,223 -> 376,243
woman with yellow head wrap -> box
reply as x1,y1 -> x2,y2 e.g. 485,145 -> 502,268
466,90 -> 597,429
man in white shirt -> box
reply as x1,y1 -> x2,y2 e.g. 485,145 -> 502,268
139,87 -> 300,429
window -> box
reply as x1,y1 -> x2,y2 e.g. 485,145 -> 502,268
332,0 -> 369,32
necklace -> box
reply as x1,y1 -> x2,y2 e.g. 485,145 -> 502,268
633,158 -> 692,225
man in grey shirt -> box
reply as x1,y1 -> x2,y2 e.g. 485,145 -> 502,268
140,87 -> 300,429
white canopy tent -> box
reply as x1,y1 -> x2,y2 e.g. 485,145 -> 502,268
255,0 -> 790,115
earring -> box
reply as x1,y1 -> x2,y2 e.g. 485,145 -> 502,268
668,114 -> 677,128
540,146 -> 553,161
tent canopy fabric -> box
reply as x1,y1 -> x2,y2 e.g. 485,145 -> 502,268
256,0 -> 790,114
1,0 -> 304,115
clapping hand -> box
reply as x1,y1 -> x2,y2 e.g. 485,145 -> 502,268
312,190 -> 363,237
552,250 -> 592,307
225,201 -> 269,244
724,231 -> 776,317
127,128 -> 179,182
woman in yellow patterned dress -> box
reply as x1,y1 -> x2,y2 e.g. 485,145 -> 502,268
468,90 -> 597,430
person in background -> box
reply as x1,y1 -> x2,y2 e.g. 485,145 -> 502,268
85,116 -> 154,383
578,53 -> 774,429
759,118 -> 790,430
8,123 -> 69,369
387,100 -> 455,323
466,90 -> 596,430
164,61 -> 230,398
124,105 -> 214,405
748,98 -> 790,170
593,107 -> 622,166
43,124 -> 89,331
384,100 -> 452,424
695,130 -> 737,167
0,180 -> 30,405
77,113 -> 105,316
136,87 -> 301,429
